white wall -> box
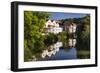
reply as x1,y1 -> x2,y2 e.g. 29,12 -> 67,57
0,0 -> 99,73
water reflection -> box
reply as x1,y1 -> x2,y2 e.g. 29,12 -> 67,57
41,42 -> 62,59
42,47 -> 77,60
31,37 -> 90,61
41,39 -> 77,60
68,39 -> 76,47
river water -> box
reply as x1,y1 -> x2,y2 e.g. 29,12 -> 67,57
40,39 -> 77,61
42,47 -> 77,61
31,38 -> 90,61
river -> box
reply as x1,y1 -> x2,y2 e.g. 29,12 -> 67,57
31,38 -> 90,61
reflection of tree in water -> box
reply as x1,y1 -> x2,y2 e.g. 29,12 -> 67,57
76,50 -> 90,59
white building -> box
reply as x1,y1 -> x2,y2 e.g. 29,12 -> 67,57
45,20 -> 63,34
72,23 -> 77,33
68,23 -> 77,33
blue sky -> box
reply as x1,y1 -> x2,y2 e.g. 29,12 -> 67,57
49,12 -> 88,20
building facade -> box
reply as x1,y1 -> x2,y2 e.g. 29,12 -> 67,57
44,20 -> 63,34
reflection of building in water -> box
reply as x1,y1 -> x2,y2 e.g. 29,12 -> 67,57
68,39 -> 76,47
41,42 -> 63,59
44,20 -> 63,34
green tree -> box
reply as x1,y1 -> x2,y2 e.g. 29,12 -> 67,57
81,15 -> 90,49
76,15 -> 90,50
24,11 -> 50,61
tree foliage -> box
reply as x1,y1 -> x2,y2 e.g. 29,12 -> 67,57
24,11 -> 50,61
76,15 -> 90,50
44,33 -> 58,46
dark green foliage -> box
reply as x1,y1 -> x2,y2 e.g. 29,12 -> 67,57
61,18 -> 83,25
76,15 -> 90,50
44,33 -> 58,46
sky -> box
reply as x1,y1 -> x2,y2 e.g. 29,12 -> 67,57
49,12 -> 88,20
